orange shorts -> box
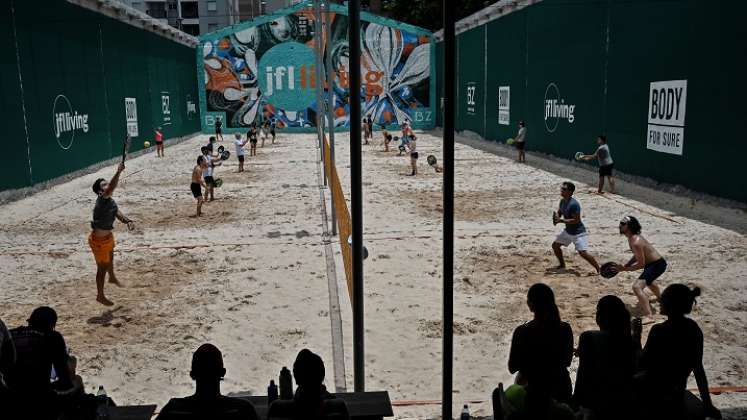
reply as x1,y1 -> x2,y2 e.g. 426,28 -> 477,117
88,233 -> 115,265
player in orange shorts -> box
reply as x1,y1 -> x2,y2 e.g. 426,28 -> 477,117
89,162 -> 135,306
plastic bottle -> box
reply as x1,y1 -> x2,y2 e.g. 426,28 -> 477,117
460,404 -> 470,420
267,379 -> 279,404
279,367 -> 293,400
96,385 -> 110,420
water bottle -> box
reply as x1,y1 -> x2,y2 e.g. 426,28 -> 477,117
279,367 -> 293,400
96,385 -> 110,420
460,404 -> 470,420
267,379 -> 279,404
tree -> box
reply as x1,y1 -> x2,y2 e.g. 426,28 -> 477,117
381,0 -> 499,31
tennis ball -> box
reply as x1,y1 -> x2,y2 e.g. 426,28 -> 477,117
143,141 -> 151,148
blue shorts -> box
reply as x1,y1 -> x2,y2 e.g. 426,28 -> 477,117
639,258 -> 667,285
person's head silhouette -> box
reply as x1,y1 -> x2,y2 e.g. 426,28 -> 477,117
190,344 -> 226,397
660,284 -> 700,317
595,295 -> 630,337
28,306 -> 57,331
527,283 -> 560,325
293,349 -> 325,389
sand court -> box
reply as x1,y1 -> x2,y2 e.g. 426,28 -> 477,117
1,130 -> 746,418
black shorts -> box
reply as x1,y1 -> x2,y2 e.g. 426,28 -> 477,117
190,182 -> 202,198
270,130 -> 276,136
215,128 -> 222,134
411,152 -> 419,159
250,139 -> 257,145
238,155 -> 245,163
204,176 -> 215,187
599,163 -> 614,177
516,141 -> 525,151
639,258 -> 667,285
155,141 -> 163,146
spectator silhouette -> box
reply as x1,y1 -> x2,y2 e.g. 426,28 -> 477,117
7,306 -> 71,420
268,349 -> 349,420
0,317 -> 16,403
638,284 -> 721,420
156,343 -> 258,420
573,295 -> 639,420
508,283 -> 573,405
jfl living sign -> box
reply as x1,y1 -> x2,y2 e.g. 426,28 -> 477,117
647,80 -> 687,155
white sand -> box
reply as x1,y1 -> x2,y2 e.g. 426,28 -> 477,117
1,130 -> 745,419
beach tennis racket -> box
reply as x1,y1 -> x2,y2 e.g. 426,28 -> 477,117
121,134 -> 132,164
217,145 -> 225,154
427,155 -> 437,166
575,152 -> 584,161
214,178 -> 223,188
552,211 -> 559,225
220,150 -> 231,160
600,262 -> 620,279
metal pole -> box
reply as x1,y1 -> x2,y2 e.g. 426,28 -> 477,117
313,0 -> 327,186
442,0 -> 455,418
323,1 -> 337,236
348,0 -> 364,393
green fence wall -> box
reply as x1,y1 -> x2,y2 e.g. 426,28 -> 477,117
1,0 -> 200,193
440,0 -> 747,203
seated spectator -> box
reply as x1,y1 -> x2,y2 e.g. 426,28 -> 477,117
0,317 -> 16,399
268,349 -> 349,420
495,382 -> 575,420
573,295 -> 639,420
637,284 -> 721,420
7,306 -> 71,420
508,283 -> 573,405
156,343 -> 258,420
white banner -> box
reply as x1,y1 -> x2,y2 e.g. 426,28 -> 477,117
125,97 -> 138,137
646,80 -> 687,155
498,86 -> 510,125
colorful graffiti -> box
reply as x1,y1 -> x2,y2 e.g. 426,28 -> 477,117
200,6 -> 432,130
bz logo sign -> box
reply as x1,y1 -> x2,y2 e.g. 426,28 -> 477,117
466,85 -> 476,106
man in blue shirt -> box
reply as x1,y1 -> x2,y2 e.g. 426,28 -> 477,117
552,182 -> 600,273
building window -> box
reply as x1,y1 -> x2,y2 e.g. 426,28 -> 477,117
207,1 -> 217,12
181,1 -> 199,18
208,23 -> 219,32
145,2 -> 166,18
182,24 -> 200,36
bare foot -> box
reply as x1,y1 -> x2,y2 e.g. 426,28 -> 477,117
108,277 -> 123,287
96,295 -> 114,306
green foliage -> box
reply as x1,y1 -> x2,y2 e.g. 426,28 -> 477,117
381,0 -> 498,31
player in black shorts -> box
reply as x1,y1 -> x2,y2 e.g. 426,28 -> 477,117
407,135 -> 418,176
215,117 -> 223,142
248,124 -> 258,156
613,216 -> 667,316
191,156 -> 208,216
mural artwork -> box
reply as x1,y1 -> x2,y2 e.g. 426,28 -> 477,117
201,9 -> 432,130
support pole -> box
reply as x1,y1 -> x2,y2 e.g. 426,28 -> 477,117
313,0 -> 327,186
323,1 -> 337,236
348,0 -> 364,393
442,0 -> 455,418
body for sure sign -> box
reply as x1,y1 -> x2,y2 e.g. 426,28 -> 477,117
647,80 -> 687,155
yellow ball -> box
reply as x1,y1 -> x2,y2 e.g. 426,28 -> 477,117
143,141 -> 151,148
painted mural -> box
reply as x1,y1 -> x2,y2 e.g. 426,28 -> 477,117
200,6 -> 433,131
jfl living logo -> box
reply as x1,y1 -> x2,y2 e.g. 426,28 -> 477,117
543,83 -> 575,133
52,94 -> 89,150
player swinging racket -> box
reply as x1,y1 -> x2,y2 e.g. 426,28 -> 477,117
89,162 -> 135,306
578,135 -> 615,194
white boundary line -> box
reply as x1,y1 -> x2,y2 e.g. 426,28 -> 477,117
10,0 -> 33,184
